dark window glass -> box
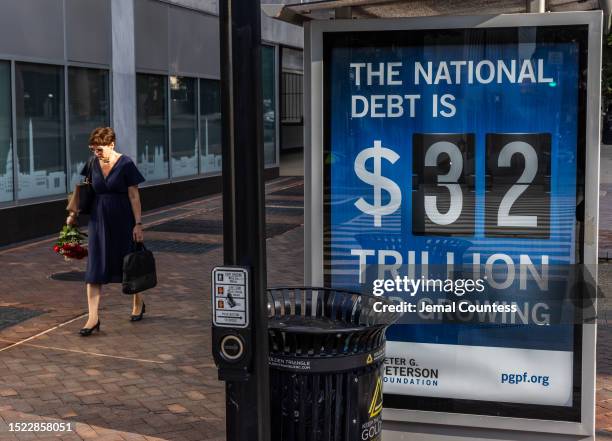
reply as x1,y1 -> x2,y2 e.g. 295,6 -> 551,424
0,62 -> 12,202
68,67 -> 110,189
262,45 -> 276,166
281,47 -> 304,125
170,76 -> 197,177
199,79 -> 221,174
15,63 -> 65,199
281,71 -> 303,124
137,74 -> 169,181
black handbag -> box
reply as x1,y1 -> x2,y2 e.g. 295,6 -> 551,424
77,157 -> 96,215
122,242 -> 157,294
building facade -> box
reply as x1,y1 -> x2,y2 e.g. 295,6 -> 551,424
0,0 -> 303,245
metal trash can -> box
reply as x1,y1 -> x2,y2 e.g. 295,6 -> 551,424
267,287 -> 401,441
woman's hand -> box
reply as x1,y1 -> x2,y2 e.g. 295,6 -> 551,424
133,224 -> 144,242
128,186 -> 143,243
66,213 -> 78,226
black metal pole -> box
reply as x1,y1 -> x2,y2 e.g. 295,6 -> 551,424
219,1 -> 270,441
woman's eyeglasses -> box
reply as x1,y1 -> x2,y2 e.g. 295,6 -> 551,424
88,146 -> 104,154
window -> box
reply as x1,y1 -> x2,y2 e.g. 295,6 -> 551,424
199,79 -> 221,174
170,76 -> 197,177
281,47 -> 303,125
15,63 -> 65,200
281,71 -> 303,124
0,62 -> 12,202
68,67 -> 110,190
137,74 -> 169,181
262,45 -> 276,166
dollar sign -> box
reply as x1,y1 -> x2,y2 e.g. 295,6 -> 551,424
354,140 -> 401,227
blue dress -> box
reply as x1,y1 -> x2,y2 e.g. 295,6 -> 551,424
80,155 -> 145,284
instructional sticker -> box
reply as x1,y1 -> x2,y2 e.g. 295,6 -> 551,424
212,267 -> 249,328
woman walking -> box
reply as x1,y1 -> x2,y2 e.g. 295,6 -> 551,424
67,127 -> 146,336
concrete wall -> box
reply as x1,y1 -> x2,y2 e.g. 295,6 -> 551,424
262,12 -> 303,48
158,0 -> 218,15
134,0 -> 221,78
146,0 -> 304,49
111,0 -> 137,158
258,0 -> 303,47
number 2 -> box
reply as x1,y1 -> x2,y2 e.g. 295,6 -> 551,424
496,141 -> 538,228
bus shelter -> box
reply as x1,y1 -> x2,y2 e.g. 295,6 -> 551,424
266,1 -> 604,440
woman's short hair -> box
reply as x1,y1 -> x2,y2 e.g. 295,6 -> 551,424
89,127 -> 116,147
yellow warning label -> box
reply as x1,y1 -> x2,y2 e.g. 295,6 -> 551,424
366,354 -> 373,364
368,376 -> 383,418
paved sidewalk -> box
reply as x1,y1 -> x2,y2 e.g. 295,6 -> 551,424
0,177 -> 304,441
0,174 -> 611,440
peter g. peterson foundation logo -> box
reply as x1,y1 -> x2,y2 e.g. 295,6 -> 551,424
383,356 -> 440,387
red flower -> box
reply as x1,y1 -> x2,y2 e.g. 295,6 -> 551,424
54,225 -> 87,260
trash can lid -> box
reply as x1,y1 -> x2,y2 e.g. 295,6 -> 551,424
268,315 -> 377,334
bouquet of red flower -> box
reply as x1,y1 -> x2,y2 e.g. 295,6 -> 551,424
53,225 -> 88,261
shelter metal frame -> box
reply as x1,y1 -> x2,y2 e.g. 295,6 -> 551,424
304,11 -> 602,439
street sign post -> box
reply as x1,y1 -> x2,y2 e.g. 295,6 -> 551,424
216,1 -> 270,440
304,12 -> 602,440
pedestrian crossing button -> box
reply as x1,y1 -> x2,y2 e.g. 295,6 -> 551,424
220,335 -> 244,361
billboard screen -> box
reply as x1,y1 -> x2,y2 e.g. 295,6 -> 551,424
323,25 -> 589,421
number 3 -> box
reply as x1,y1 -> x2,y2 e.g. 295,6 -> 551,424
424,141 -> 463,225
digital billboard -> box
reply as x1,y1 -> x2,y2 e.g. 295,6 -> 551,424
321,23 -> 593,423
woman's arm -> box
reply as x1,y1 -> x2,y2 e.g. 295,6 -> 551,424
66,190 -> 79,225
128,185 -> 144,242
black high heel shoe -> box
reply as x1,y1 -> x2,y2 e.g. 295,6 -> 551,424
79,320 -> 100,336
130,303 -> 146,322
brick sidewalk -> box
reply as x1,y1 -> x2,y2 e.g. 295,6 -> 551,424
0,176 -> 611,440
0,177 -> 304,441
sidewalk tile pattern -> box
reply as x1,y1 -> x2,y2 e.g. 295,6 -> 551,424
0,176 -> 610,439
